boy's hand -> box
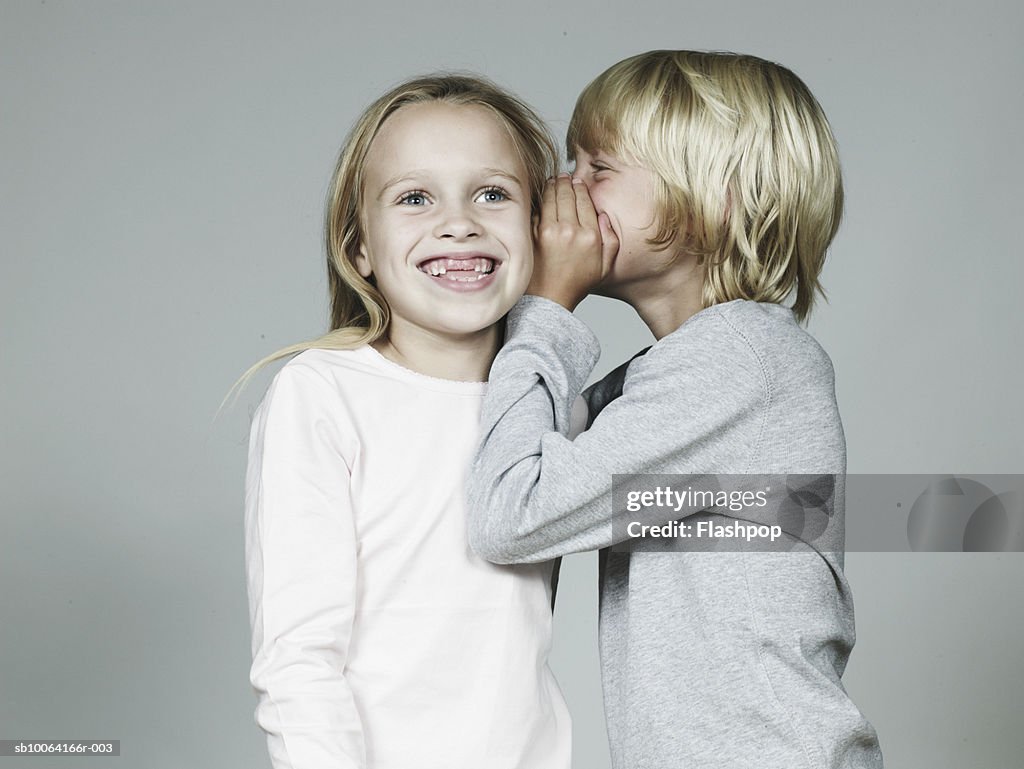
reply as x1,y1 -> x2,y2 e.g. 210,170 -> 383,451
528,174 -> 618,312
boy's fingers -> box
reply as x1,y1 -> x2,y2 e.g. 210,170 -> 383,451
554,174 -> 579,224
598,212 -> 619,275
572,178 -> 599,230
540,177 -> 557,226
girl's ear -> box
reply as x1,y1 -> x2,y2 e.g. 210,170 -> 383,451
354,243 -> 373,278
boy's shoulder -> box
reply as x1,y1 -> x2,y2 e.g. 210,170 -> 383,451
653,299 -> 832,372
620,300 -> 836,409
673,298 -> 799,342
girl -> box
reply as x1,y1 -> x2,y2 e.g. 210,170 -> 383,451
233,75 -> 571,769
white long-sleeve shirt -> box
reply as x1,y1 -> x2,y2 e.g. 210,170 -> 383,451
244,345 -> 572,769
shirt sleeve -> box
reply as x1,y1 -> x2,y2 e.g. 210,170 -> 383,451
244,363 -> 365,769
466,295 -> 766,564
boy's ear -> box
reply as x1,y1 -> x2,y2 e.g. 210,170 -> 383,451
354,242 -> 373,278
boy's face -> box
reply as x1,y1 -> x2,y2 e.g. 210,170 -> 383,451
571,147 -> 675,296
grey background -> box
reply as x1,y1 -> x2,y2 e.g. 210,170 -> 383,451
2,1 -> 1022,767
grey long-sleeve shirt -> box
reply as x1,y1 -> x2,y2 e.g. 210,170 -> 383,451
467,295 -> 883,769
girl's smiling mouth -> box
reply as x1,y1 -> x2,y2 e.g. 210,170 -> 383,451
416,254 -> 500,284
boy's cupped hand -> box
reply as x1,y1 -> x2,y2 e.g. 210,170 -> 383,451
528,174 -> 618,312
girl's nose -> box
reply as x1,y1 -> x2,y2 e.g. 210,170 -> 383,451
434,205 -> 481,240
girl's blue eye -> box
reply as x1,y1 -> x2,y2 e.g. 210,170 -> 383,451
398,191 -> 428,206
477,186 -> 509,203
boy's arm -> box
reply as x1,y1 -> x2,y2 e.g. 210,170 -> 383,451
245,365 -> 366,769
467,295 -> 766,564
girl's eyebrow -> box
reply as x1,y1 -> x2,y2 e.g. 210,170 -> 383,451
377,171 -> 428,200
481,168 -> 523,187
376,168 -> 524,200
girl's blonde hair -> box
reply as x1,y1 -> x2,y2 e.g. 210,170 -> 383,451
567,50 -> 843,322
222,74 -> 557,410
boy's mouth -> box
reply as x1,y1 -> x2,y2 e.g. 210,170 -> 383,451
416,254 -> 498,281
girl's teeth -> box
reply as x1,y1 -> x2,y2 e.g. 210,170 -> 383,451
421,257 -> 496,275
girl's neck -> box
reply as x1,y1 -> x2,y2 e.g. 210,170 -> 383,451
371,321 -> 501,383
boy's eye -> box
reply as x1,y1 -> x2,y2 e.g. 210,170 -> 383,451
397,190 -> 429,206
476,186 -> 509,203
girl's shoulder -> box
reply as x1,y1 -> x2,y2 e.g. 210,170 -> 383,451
268,346 -> 366,389
279,344 -> 488,397
285,345 -> 375,378
261,346 -> 380,413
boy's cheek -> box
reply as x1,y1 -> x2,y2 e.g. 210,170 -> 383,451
586,187 -> 609,216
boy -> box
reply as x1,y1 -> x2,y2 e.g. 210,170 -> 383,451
466,51 -> 884,768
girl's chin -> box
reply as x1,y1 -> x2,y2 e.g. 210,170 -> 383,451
435,319 -> 506,337
398,313 -> 508,340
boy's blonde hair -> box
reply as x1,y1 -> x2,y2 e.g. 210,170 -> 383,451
223,74 -> 557,409
567,50 -> 843,322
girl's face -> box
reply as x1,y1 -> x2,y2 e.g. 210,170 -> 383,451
356,101 -> 533,343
